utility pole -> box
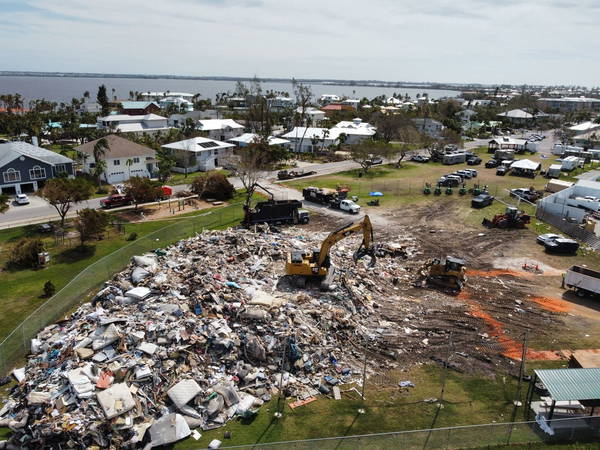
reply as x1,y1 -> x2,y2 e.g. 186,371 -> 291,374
506,331 -> 528,445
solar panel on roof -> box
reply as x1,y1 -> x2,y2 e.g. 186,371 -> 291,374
198,141 -> 218,148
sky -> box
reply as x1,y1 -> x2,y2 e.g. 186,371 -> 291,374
1,0 -> 599,86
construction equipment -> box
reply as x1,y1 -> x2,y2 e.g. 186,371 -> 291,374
285,215 -> 376,290
482,206 -> 531,229
243,183 -> 309,226
277,169 -> 317,180
423,256 -> 467,292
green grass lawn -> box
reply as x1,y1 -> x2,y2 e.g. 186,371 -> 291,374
174,361 -> 567,449
167,169 -> 231,186
44,144 -> 78,161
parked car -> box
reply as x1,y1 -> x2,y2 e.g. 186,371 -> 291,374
467,156 -> 482,166
510,188 -> 539,202
14,193 -> 30,205
545,238 -> 579,254
536,233 -> 562,245
37,223 -> 54,233
438,176 -> 461,187
465,169 -> 478,177
100,194 -> 133,209
411,155 -> 430,163
496,166 -> 509,176
485,159 -> 500,168
366,156 -> 383,165
471,193 -> 494,209
456,170 -> 473,179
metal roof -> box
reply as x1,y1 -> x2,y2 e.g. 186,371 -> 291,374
535,368 -> 600,401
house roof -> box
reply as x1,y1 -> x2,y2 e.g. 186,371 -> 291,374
329,127 -> 375,137
497,109 -> 534,119
321,103 -> 353,111
75,135 -> 156,159
535,368 -> 600,401
489,137 -> 528,146
227,133 -> 290,146
120,101 -> 159,110
569,121 -> 600,132
295,107 -> 325,116
197,119 -> 244,131
281,127 -> 336,140
161,137 -> 235,152
511,159 -> 540,170
98,114 -> 167,122
0,141 -> 73,168
334,119 -> 375,130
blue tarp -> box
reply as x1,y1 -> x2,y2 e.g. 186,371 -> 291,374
369,191 -> 384,197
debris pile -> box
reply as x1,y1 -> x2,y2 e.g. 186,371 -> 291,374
0,227 -> 418,448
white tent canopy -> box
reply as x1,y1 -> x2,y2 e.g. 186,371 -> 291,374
511,159 -> 541,170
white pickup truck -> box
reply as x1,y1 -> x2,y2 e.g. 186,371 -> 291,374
564,266 -> 600,297
331,198 -> 361,214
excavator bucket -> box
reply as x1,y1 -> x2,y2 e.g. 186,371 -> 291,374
353,245 -> 377,267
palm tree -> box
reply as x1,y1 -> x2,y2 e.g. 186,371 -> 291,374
126,158 -> 134,179
93,138 -> 110,186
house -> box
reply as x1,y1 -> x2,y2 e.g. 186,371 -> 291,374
340,99 -> 360,110
538,180 -> 600,224
75,135 -> 157,184
321,103 -> 355,116
158,97 -> 194,112
538,97 -> 600,113
267,97 -> 295,111
119,101 -> 161,116
140,92 -> 195,102
227,133 -> 290,148
330,118 -> 376,145
569,121 -> 600,136
497,109 -> 534,124
573,130 -> 600,149
412,118 -> 444,138
168,111 -> 212,128
0,141 -> 74,195
162,137 -> 235,172
96,114 -> 170,135
77,101 -> 102,115
319,94 -> 340,105
488,137 -> 535,153
196,119 -> 245,141
281,127 -> 338,153
295,107 -> 326,126
457,109 -> 477,122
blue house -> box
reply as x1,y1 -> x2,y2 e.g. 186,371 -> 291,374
0,141 -> 75,195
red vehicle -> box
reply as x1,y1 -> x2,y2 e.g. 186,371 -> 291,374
100,194 -> 133,209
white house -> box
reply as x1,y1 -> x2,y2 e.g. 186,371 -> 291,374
162,137 -> 235,172
159,96 -> 194,112
496,109 -> 534,124
319,94 -> 340,105
457,109 -> 477,123
267,97 -> 295,111
96,114 -> 170,135
75,135 -> 157,184
196,119 -> 245,141
77,100 -> 102,115
281,127 -> 338,153
295,107 -> 326,126
141,91 -> 195,102
341,99 -> 360,110
330,118 -> 376,145
569,121 -> 600,136
227,133 -> 290,148
412,118 -> 445,138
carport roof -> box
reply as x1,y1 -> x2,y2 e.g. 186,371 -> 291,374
535,368 -> 600,402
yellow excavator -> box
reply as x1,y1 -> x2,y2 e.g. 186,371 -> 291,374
285,215 -> 375,290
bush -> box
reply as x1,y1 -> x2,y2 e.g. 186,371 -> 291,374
126,232 -> 138,241
96,187 -> 109,195
9,238 -> 45,268
43,280 -> 56,298
75,208 -> 109,245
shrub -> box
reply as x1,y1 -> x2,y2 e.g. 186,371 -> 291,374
9,238 -> 45,268
96,187 -> 109,194
205,173 -> 235,200
75,208 -> 109,245
126,232 -> 138,241
43,280 -> 56,298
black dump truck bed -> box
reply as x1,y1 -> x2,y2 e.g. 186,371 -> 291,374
244,200 -> 309,226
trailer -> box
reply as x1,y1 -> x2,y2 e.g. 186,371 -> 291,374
546,164 -> 562,179
494,149 -> 515,161
302,186 -> 346,205
564,266 -> 600,297
545,179 -> 573,193
442,152 -> 468,165
561,156 -> 583,172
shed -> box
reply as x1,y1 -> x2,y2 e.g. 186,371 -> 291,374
569,350 -> 600,368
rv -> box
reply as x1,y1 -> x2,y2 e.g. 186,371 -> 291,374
546,164 -> 562,179
442,152 -> 468,165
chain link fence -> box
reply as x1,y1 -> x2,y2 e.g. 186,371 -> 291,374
217,416 -> 600,449
0,204 -> 243,376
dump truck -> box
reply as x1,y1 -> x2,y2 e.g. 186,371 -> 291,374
482,207 -> 530,229
564,266 -> 600,297
243,183 -> 309,226
285,215 -> 376,290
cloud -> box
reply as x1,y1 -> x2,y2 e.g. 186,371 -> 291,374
1,0 -> 599,85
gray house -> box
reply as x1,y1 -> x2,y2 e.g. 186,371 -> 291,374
0,141 -> 74,195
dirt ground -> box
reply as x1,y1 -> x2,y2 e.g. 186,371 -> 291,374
116,198 -> 217,222
302,203 -> 600,377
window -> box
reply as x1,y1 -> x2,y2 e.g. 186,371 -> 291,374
114,159 -> 120,166
133,157 -> 140,163
2,168 -> 21,183
55,164 -> 67,174
29,165 -> 46,180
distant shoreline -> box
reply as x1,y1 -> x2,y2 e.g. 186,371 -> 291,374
0,71 -> 474,92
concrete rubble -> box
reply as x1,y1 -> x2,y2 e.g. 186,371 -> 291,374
0,226 -> 418,448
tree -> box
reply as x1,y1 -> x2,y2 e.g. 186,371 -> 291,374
93,137 -> 110,185
553,127 -> 574,147
9,238 -> 45,268
126,158 -> 134,179
41,178 -> 93,227
155,147 -> 176,183
191,172 -> 235,201
350,140 -> 393,174
75,208 -> 109,245
292,80 -> 313,152
125,176 -> 162,209
0,194 -> 9,214
97,85 -> 109,116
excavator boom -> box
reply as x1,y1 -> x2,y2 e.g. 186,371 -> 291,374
316,215 -> 374,267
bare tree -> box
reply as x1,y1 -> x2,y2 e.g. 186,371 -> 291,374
292,79 -> 313,153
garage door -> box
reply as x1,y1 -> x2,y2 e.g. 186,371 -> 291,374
20,183 -> 36,193
0,186 -> 16,195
